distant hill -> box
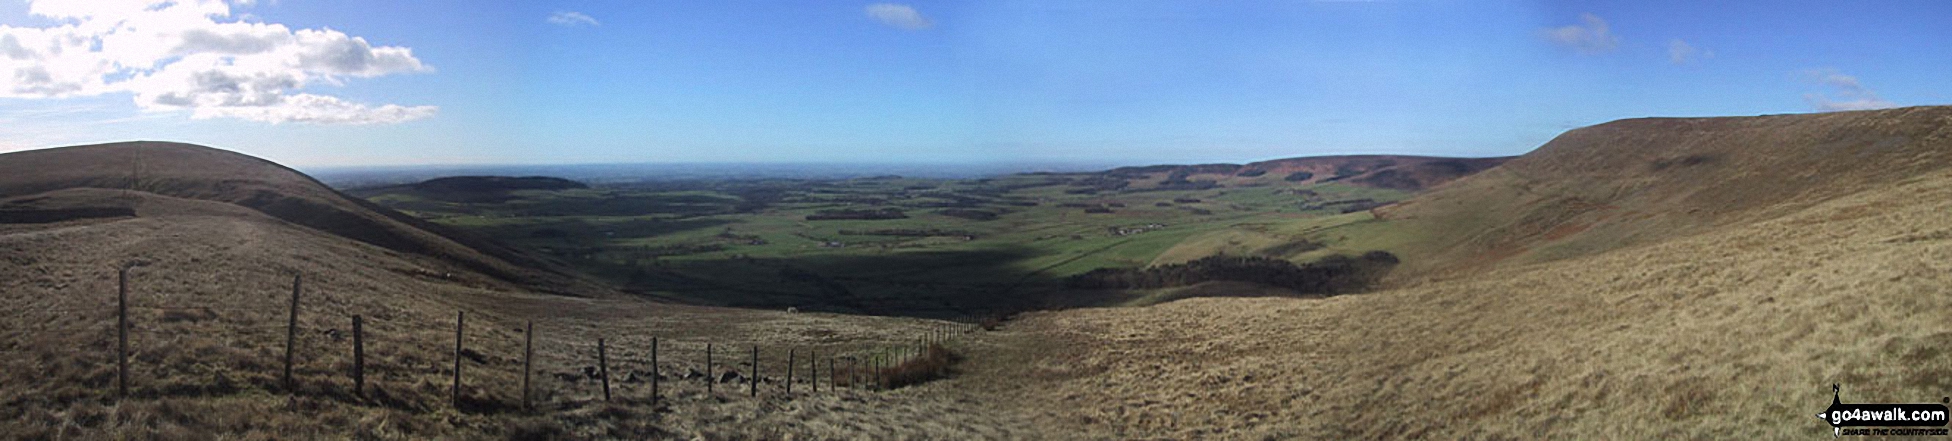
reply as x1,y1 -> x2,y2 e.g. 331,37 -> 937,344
0,141 -> 606,296
1088,155 -> 1511,193
1366,106 -> 1952,280
415,176 -> 587,193
345,175 -> 589,204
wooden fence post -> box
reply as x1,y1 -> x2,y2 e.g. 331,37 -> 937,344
283,274 -> 300,392
352,315 -> 364,398
705,343 -> 714,394
828,358 -> 836,393
749,345 -> 758,398
650,337 -> 659,403
598,338 -> 611,401
523,320 -> 533,411
787,348 -> 795,395
452,311 -> 464,409
809,348 -> 817,393
116,266 -> 129,399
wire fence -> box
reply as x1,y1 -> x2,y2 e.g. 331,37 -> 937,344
3,265 -> 978,414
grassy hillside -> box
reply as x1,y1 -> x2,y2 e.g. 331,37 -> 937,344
0,142 -> 607,297
1284,106 -> 1952,283
0,144 -> 1030,439
976,107 -> 1952,439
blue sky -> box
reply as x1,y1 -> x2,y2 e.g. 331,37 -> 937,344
1,0 -> 1948,168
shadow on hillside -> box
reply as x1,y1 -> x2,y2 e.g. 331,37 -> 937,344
617,246 -> 1074,320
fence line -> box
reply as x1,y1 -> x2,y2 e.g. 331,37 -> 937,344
52,265 -> 981,414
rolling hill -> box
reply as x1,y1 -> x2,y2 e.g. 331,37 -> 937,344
984,106 -> 1952,439
0,142 -> 1025,439
0,141 -> 605,297
1281,106 -> 1952,282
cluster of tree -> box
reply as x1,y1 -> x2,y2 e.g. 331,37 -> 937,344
1283,171 -> 1315,182
413,176 -> 588,193
1351,169 -> 1421,190
627,243 -> 727,258
727,186 -> 789,213
1235,168 -> 1268,177
1104,163 -> 1243,178
715,229 -> 764,242
837,228 -> 977,237
935,209 -> 1000,221
808,195 -> 889,205
1130,168 -> 1222,192
1065,252 -> 1399,295
1138,179 -> 1220,192
1300,198 -> 1388,214
805,208 -> 908,220
1067,176 -> 1131,193
1320,161 -> 1385,183
403,176 -> 590,203
908,193 -> 991,208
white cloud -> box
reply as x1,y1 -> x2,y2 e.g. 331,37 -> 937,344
0,0 -> 435,125
1542,13 -> 1618,54
866,3 -> 932,31
1668,39 -> 1711,65
547,11 -> 600,28
1802,68 -> 1897,112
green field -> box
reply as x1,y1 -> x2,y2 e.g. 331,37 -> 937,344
349,172 -> 1412,317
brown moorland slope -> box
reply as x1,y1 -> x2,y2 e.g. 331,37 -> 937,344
1371,106 -> 1952,281
0,141 -> 604,296
973,107 -> 1952,439
0,143 -> 1030,439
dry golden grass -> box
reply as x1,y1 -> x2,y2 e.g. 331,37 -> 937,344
0,190 -> 1029,439
1371,106 -> 1952,283
975,166 -> 1952,439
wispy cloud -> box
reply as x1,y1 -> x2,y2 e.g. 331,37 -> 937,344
1802,68 -> 1897,112
0,0 -> 435,124
548,11 -> 600,28
1668,39 -> 1712,64
866,3 -> 932,31
1542,13 -> 1619,54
